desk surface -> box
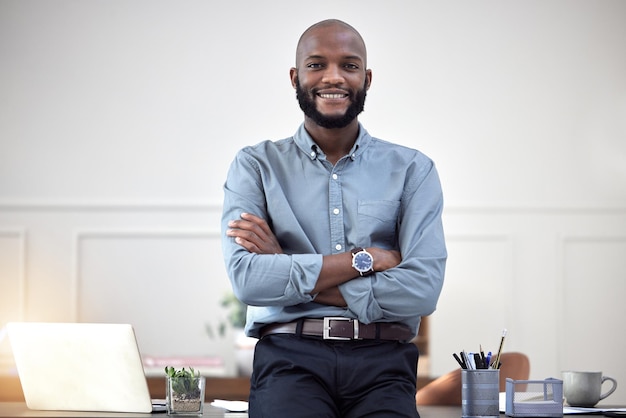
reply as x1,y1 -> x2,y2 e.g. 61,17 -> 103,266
0,403 -> 616,418
0,403 -> 456,417
0,402 -> 243,417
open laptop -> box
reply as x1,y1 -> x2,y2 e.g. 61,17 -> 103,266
7,322 -> 166,413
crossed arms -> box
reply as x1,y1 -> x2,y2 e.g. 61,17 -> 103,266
226,212 -> 401,307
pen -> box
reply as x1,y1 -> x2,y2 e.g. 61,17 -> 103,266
480,345 -> 486,367
453,352 -> 466,369
473,352 -> 485,369
492,329 -> 507,369
462,350 -> 473,370
466,351 -> 477,370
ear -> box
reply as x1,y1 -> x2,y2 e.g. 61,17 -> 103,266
289,67 -> 298,89
365,69 -> 372,91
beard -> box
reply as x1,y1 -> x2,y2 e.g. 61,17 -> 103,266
295,78 -> 367,129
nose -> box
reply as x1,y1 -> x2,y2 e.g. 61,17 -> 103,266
321,64 -> 344,85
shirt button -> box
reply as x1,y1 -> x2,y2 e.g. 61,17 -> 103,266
335,244 -> 342,251
310,151 -> 317,158
332,173 -> 338,180
333,208 -> 340,215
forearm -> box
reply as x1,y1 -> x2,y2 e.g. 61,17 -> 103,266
224,208 -> 405,310
314,286 -> 347,307
312,252 -> 355,294
313,247 -> 401,293
339,242 -> 446,323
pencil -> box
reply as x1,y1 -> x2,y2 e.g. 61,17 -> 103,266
492,329 -> 507,369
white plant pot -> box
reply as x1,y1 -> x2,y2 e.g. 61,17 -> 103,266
234,328 -> 257,377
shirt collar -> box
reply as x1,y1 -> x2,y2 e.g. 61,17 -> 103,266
293,123 -> 372,161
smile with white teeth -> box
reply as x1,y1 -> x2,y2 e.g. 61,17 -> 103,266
319,93 -> 347,99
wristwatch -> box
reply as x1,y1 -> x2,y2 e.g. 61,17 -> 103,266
351,247 -> 374,276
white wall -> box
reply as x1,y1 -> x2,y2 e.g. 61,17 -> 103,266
1,0 -> 625,403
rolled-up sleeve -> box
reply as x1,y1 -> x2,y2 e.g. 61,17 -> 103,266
221,148 -> 323,307
339,159 -> 447,324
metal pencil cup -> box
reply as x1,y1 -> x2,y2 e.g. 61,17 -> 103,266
462,369 -> 500,418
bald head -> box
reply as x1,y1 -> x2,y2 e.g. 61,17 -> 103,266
295,19 -> 367,67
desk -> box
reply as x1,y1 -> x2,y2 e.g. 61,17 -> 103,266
0,376 -> 251,403
0,403 -> 614,418
1,375 -> 435,403
146,376 -> 250,401
0,402 -> 246,417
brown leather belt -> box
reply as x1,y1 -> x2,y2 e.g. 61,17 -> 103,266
260,318 -> 413,342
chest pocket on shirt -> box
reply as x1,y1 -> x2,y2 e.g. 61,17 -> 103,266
357,200 -> 400,247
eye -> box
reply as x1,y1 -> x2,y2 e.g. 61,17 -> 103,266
344,63 -> 360,70
306,62 -> 324,69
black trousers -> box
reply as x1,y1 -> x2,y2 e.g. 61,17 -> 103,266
248,333 -> 420,418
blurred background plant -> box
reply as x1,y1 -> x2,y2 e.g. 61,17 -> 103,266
205,292 -> 247,339
205,292 -> 255,376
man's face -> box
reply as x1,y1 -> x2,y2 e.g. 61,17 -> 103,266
291,24 -> 371,129
295,76 -> 368,129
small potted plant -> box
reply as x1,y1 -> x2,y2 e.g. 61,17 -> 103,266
165,366 -> 205,415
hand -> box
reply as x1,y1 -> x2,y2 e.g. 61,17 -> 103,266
368,248 -> 401,272
314,287 -> 347,307
227,213 -> 283,254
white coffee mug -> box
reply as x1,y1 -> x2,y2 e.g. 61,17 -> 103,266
562,371 -> 618,407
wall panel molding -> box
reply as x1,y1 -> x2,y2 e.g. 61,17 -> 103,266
0,228 -> 27,321
0,200 -> 222,212
70,228 -> 221,322
429,232 -> 515,376
1,200 -> 625,214
556,233 -> 626,374
444,205 -> 626,214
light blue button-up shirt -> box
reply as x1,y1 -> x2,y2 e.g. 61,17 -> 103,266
221,123 -> 446,339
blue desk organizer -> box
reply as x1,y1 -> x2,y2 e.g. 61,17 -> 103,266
505,378 -> 563,417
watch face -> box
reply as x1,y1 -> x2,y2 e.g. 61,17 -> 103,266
353,251 -> 373,272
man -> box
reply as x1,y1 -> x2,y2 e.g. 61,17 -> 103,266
221,19 -> 446,417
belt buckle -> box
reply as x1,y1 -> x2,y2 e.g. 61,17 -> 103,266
323,317 -> 359,340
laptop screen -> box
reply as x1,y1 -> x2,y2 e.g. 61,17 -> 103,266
7,322 -> 154,413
